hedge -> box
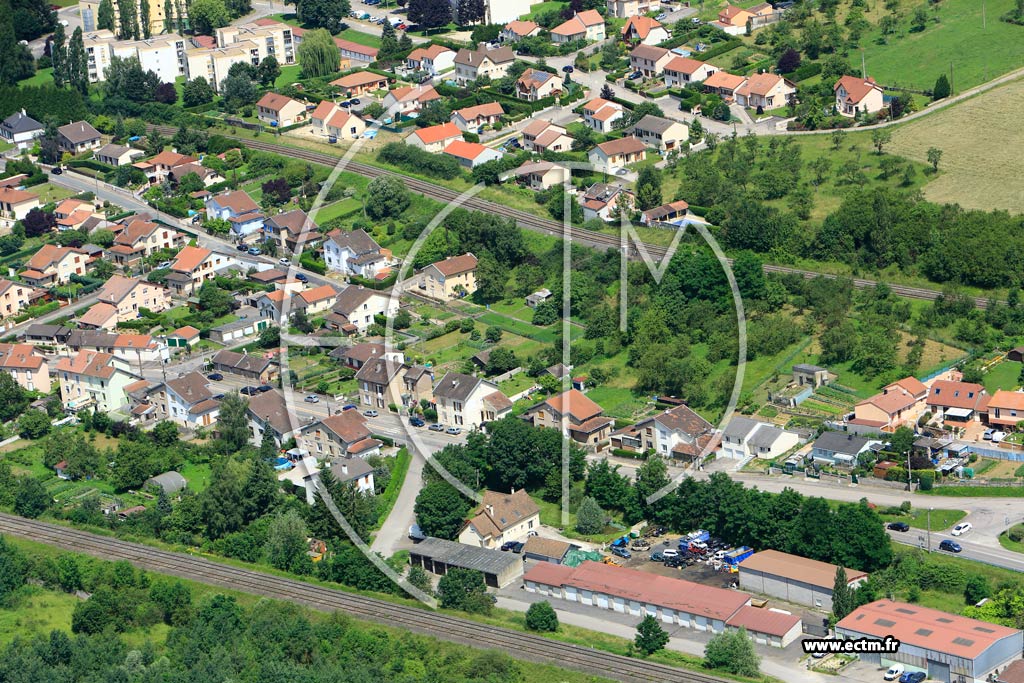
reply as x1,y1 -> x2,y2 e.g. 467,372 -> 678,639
611,448 -> 645,460
787,61 -> 823,83
299,253 -> 326,275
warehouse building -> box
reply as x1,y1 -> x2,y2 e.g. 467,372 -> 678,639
408,537 -> 523,588
836,600 -> 1023,683
739,549 -> 868,611
523,560 -> 802,647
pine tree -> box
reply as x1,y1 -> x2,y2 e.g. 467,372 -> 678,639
98,0 -> 115,30
379,19 -> 398,61
67,27 -> 88,94
162,0 -> 173,31
156,489 -> 172,516
831,567 -> 854,620
932,73 -> 950,100
139,0 -> 151,38
397,32 -> 412,53
635,615 -> 669,655
51,22 -> 66,88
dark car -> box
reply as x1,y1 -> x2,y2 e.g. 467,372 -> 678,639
256,384 -> 273,393
562,65 -> 574,73
240,386 -> 259,396
899,672 -> 926,683
341,404 -> 357,411
409,416 -> 425,427
207,372 -> 224,381
939,539 -> 962,553
500,541 -> 515,551
350,98 -> 361,105
510,541 -> 525,553
887,521 -> 910,532
610,546 -> 631,559
295,272 -> 308,282
649,551 -> 664,562
236,243 -> 249,251
211,393 -> 225,400
51,166 -> 62,175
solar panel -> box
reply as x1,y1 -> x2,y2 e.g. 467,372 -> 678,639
874,619 -> 896,628
974,626 -> 996,633
895,608 -> 916,614
915,629 -> 933,636
952,637 -> 975,647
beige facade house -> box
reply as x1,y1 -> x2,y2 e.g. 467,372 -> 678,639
256,92 -> 309,128
621,16 -> 670,45
433,371 -> 511,430
97,275 -> 171,322
0,343 -> 50,392
834,75 -> 885,117
851,377 -> 928,432
551,10 -> 606,43
56,350 -> 139,412
330,71 -> 389,97
185,43 -> 254,93
0,187 -> 39,228
382,84 -> 442,115
663,57 -> 717,87
310,102 -> 366,141
587,137 -> 647,173
525,389 -> 613,447
516,68 -> 563,101
513,160 -> 569,191
629,44 -> 672,77
355,351 -> 433,410
165,246 -> 231,296
702,70 -> 747,99
521,119 -> 573,154
407,122 -> 464,153
57,121 -> 101,155
107,218 -> 186,267
299,410 -> 377,458
453,44 -> 515,84
421,253 -> 478,301
94,143 -> 143,167
20,244 -> 89,288
735,73 -> 797,111
451,102 -> 505,131
458,489 -> 540,549
78,302 -> 119,330
627,114 -> 689,152
500,20 -> 541,41
0,280 -> 34,319
606,0 -> 660,19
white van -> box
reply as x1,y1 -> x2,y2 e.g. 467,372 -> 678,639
883,663 -> 904,681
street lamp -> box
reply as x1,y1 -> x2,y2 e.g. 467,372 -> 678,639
927,507 -> 933,552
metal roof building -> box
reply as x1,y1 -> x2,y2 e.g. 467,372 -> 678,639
836,600 -> 1022,683
409,537 -> 523,588
739,549 -> 868,611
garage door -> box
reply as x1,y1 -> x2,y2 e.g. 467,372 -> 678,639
596,594 -> 609,609
694,616 -> 708,631
580,590 -> 593,606
612,597 -> 625,613
927,660 -> 950,683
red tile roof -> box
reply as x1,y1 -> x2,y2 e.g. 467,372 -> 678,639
412,122 -> 462,146
429,252 -> 478,276
834,75 -> 882,104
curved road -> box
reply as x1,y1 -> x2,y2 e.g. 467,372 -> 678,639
0,512 -> 728,683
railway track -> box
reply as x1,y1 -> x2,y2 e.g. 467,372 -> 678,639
151,125 -> 992,309
0,513 -> 725,683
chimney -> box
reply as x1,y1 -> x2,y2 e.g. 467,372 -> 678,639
485,504 -> 494,516
340,461 -> 349,475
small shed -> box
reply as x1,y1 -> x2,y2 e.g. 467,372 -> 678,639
526,288 -> 552,308
408,537 -> 523,588
146,471 -> 187,494
522,536 -> 573,564
167,326 -> 200,349
54,460 -> 70,480
872,460 -> 900,480
793,363 -> 830,388
1008,347 -> 1024,363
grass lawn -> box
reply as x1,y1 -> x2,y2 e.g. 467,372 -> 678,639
18,68 -> 54,87
524,1 -> 563,19
585,386 -> 649,419
337,28 -> 383,48
0,586 -> 80,646
178,461 -> 212,493
891,77 -> 1024,214
477,311 -> 559,343
33,183 -> 77,205
313,197 -> 361,223
999,525 -> 1024,553
877,508 -> 967,531
983,359 -> 1022,394
274,64 -> 304,89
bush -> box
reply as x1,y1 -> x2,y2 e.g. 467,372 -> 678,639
525,601 -> 558,632
378,142 -> 463,180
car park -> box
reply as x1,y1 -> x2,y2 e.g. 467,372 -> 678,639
446,426 -> 462,435
952,522 -> 972,536
610,546 -> 631,559
939,539 -> 962,553
304,395 -> 319,403
363,410 -> 379,418
207,372 -> 223,381
409,416 -> 425,427
887,521 -> 910,532
429,423 -> 445,432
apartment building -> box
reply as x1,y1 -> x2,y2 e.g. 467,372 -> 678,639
185,43 -> 256,91
216,21 -> 297,65
0,343 -> 50,393
56,350 -> 139,412
96,275 -> 171,322
82,30 -> 188,83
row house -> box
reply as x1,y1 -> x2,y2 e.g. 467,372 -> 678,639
433,371 -> 512,430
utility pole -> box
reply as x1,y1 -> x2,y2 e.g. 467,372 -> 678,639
927,507 -> 932,552
861,49 -> 866,79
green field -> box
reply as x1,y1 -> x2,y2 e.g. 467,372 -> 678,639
274,64 -> 304,89
18,68 -> 54,88
984,360 -> 1023,393
313,197 -> 362,223
878,508 -> 967,531
0,586 -> 79,646
337,28 -> 383,49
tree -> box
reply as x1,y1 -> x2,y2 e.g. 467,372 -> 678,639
50,21 -> 65,87
14,476 -> 49,518
0,373 -> 28,423
830,128 -> 846,150
889,426 -> 915,458
575,496 -> 604,534
295,0 -> 349,32
456,0 -> 484,25
182,76 -> 214,106
407,0 -> 451,29
485,326 -> 502,343
217,392 -> 250,452
222,73 -> 257,111
704,627 -> 760,677
0,536 -> 27,601
911,4 -> 928,31
933,73 -> 951,100
97,0 -> 114,30
473,254 -> 507,304
297,28 -> 339,79
964,575 -> 991,605
635,166 -> 662,211
871,129 -> 892,154
926,147 -> 943,172
104,55 -> 160,101
190,0 -> 229,34
154,82 -> 176,104
414,480 -> 472,539
832,566 -> 854,620
117,0 -> 139,39
261,177 -> 291,207
777,47 -> 801,74
634,614 -> 669,655
139,0 -> 150,37
379,18 -> 399,60
17,409 -> 50,439
0,0 -> 35,85
525,600 -> 558,632
264,509 -> 310,572
255,55 -> 280,87
437,568 -> 492,614
66,27 -> 87,94
365,175 -> 410,219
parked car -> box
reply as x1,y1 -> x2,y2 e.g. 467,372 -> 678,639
899,672 -> 926,683
279,258 -> 291,266
887,521 -> 910,532
304,395 -> 319,403
341,404 -> 357,411
157,261 -> 171,269
628,71 -> 643,80
236,244 -> 249,251
649,551 -> 664,562
351,98 -> 361,105
363,410 -> 379,418
446,426 -> 461,435
240,386 -> 259,396
247,247 -> 261,255
992,431 -> 1007,443
511,541 -> 525,553
408,524 -> 425,541
295,273 -> 308,282
939,539 -> 962,553
883,663 -> 905,681
256,384 -> 273,393
661,549 -> 679,559
500,541 -> 515,551
428,423 -> 445,432
562,65 -> 573,73
409,416 -> 425,427
207,372 -> 223,381
952,522 -> 972,536
51,166 -> 62,175
610,546 -> 631,559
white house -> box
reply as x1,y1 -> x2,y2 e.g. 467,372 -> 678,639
323,229 -> 387,279
310,101 -> 366,141
581,97 -> 624,133
405,44 -> 456,76
735,73 -> 797,111
587,137 -> 646,173
0,110 -> 43,151
453,44 -> 515,85
443,140 -> 502,169
834,75 -> 885,117
664,57 -> 717,87
204,190 -> 264,238
162,371 -> 219,428
433,371 -> 512,430
501,20 -> 541,42
550,10 -> 606,43
720,416 -> 800,460
621,16 -> 669,45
